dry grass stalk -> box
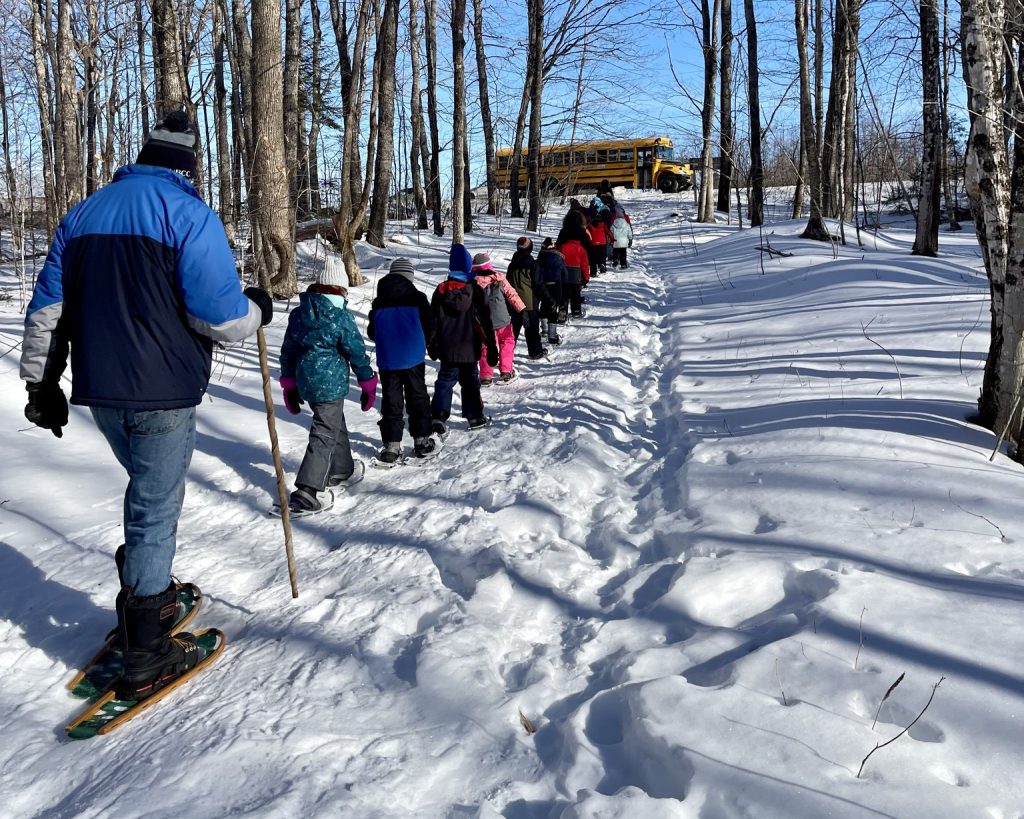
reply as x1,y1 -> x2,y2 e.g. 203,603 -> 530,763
857,676 -> 944,778
871,672 -> 905,731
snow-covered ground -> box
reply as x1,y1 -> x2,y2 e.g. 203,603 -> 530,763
1,191 -> 1022,818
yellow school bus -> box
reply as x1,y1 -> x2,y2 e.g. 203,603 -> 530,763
495,136 -> 694,194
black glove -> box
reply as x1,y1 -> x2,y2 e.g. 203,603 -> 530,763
486,345 -> 499,368
244,286 -> 273,326
25,381 -> 68,438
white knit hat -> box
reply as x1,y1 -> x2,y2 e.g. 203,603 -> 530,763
389,258 -> 415,282
319,254 -> 347,288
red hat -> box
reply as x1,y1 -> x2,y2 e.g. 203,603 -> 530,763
516,236 -> 533,252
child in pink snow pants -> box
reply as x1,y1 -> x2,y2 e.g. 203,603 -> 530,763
472,252 -> 525,385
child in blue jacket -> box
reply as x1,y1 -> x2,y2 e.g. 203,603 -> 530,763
367,258 -> 437,464
280,260 -> 378,513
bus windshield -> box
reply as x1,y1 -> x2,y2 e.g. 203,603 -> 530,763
655,146 -> 674,160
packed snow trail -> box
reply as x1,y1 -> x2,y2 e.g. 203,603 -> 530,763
1,192 -> 1022,818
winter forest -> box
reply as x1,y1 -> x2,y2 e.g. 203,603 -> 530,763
2,0 -> 1024,816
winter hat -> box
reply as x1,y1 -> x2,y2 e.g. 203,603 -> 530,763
318,254 -> 348,288
541,237 -> 553,249
448,243 -> 474,281
471,252 -> 495,273
137,111 -> 198,180
516,237 -> 533,252
389,258 -> 415,282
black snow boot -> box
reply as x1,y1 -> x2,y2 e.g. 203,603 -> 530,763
117,583 -> 200,701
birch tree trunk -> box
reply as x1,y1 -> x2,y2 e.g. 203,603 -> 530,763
251,0 -> 296,295
744,0 -> 764,227
961,0 -> 1017,433
715,0 -> 733,215
698,0 -> 720,222
913,0 -> 941,256
472,0 -> 497,215
940,0 -> 962,231
451,0 -> 468,243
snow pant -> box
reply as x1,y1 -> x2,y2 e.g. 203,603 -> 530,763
91,406 -> 196,597
431,362 -> 484,421
568,283 -> 584,316
511,308 -> 545,357
378,364 -> 432,444
613,247 -> 628,268
589,243 -> 607,273
295,398 -> 354,492
479,324 -> 516,378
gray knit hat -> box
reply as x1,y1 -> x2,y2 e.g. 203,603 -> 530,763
389,258 -> 415,282
472,252 -> 490,266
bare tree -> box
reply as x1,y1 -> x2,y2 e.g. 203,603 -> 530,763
30,0 -> 57,233
213,0 -> 235,240
451,0 -> 468,242
330,0 -> 376,284
409,0 -> 429,229
716,0 -> 733,214
913,0 -> 941,256
251,0 -> 296,295
368,0 -> 399,247
526,0 -> 544,231
284,0 -> 301,207
471,0 -> 497,215
698,0 -> 719,222
796,0 -> 829,240
960,0 -> 1024,437
424,0 -> 444,234
744,0 -> 764,226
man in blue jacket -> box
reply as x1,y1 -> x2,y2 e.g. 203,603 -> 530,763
20,111 -> 272,700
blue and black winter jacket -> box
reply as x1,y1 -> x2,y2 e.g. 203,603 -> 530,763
21,164 -> 262,408
367,273 -> 435,371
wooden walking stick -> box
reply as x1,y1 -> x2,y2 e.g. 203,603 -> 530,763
256,326 -> 299,598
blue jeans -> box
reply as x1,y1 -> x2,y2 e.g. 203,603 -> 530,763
91,407 -> 196,597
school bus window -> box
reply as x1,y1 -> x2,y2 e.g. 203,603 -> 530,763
655,146 -> 674,160
607,149 -> 618,162
497,155 -> 507,170
597,149 -> 607,163
620,148 -> 634,162
551,152 -> 561,166
574,151 -> 585,165
585,150 -> 596,164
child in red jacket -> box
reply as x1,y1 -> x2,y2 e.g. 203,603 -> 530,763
556,211 -> 591,319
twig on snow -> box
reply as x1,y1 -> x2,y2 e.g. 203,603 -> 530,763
861,318 -> 903,399
853,607 -> 867,670
858,677 -> 944,778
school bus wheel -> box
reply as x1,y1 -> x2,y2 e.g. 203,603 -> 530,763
658,175 -> 679,193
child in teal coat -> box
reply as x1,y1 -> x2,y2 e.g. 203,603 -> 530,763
280,261 -> 377,513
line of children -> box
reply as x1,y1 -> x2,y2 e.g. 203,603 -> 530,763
278,209 -> 626,513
